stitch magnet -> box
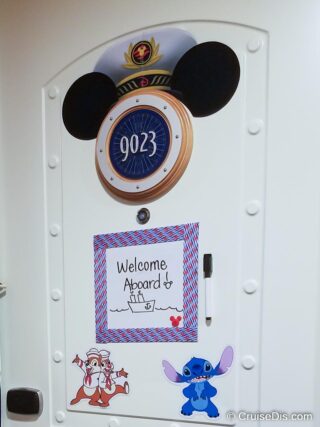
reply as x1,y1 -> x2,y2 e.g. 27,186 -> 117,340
70,348 -> 129,408
162,346 -> 233,418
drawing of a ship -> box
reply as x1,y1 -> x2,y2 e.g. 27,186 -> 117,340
128,291 -> 155,313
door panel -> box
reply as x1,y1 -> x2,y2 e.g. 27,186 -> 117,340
44,22 -> 267,425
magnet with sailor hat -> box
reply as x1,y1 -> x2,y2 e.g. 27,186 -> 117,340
70,348 -> 129,408
63,28 -> 240,201
99,349 -> 129,407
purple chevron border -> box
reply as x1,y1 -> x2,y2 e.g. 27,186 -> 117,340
94,223 -> 199,343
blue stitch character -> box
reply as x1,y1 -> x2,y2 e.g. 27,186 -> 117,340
162,346 -> 233,418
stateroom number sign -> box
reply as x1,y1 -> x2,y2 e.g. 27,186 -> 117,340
109,108 -> 170,179
96,89 -> 193,201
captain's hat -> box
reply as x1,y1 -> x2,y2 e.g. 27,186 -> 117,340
94,28 -> 196,97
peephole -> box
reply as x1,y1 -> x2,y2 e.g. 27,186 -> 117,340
137,208 -> 150,225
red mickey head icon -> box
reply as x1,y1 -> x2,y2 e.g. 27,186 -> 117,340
170,316 -> 182,327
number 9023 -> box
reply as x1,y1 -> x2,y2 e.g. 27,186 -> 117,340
120,131 -> 156,162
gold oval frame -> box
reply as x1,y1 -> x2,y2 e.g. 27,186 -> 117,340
96,89 -> 193,202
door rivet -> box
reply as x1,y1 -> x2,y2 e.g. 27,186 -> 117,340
53,351 -> 63,363
50,224 -> 60,237
247,38 -> 263,53
243,280 -> 258,294
55,410 -> 66,423
48,86 -> 59,99
51,289 -> 62,301
242,355 -> 256,370
248,119 -> 263,135
48,155 -> 60,169
108,417 -> 120,427
246,201 -> 261,216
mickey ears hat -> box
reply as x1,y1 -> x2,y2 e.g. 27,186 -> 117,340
63,28 -> 240,140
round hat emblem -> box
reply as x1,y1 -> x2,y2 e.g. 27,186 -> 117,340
131,41 -> 152,66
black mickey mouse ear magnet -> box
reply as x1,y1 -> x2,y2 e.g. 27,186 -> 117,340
171,42 -> 240,117
62,72 -> 118,140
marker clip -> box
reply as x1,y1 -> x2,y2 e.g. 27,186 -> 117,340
203,254 -> 213,321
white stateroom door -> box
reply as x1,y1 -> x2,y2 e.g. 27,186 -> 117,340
0,1 -> 319,427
